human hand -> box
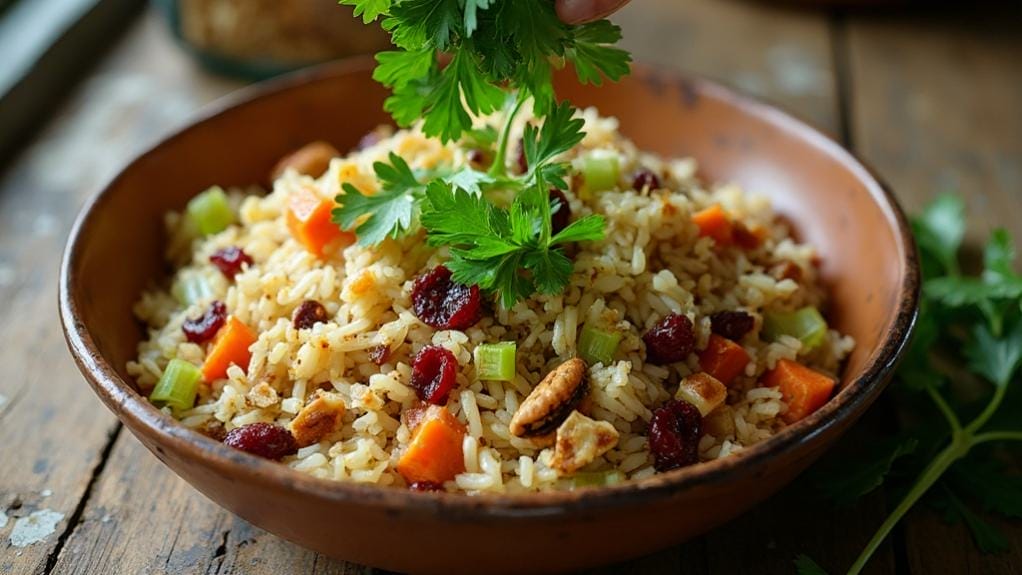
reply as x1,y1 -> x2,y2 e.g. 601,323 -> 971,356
555,0 -> 631,24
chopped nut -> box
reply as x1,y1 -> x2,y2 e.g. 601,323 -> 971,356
198,419 -> 227,442
289,392 -> 346,447
247,382 -> 279,409
271,141 -> 338,180
770,260 -> 803,282
550,411 -> 619,474
703,405 -> 736,439
675,372 -> 727,416
510,358 -> 588,437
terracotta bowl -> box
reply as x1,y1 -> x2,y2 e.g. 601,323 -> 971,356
59,58 -> 918,574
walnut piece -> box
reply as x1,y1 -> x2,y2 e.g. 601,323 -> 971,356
550,411 -> 619,474
289,391 -> 346,447
509,358 -> 588,437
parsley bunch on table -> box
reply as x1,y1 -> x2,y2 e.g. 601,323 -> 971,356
333,0 -> 630,307
798,195 -> 1022,575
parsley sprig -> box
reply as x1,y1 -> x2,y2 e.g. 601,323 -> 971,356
797,194 -> 1022,575
333,0 -> 630,307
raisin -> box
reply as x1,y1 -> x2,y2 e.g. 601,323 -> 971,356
631,169 -> 662,192
223,423 -> 298,461
409,480 -> 444,492
368,344 -> 391,366
293,300 -> 328,330
209,246 -> 253,279
411,265 -> 482,330
182,301 -> 227,344
642,313 -> 696,365
411,345 -> 458,405
550,189 -> 571,235
648,399 -> 703,471
710,310 -> 755,341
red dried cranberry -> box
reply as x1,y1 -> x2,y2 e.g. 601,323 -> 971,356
648,399 -> 703,471
642,313 -> 696,365
209,246 -> 253,279
223,423 -> 298,460
411,266 -> 482,330
409,480 -> 444,492
368,344 -> 392,365
550,189 -> 571,235
631,169 -> 662,192
411,345 -> 458,405
292,300 -> 328,330
182,301 -> 227,344
710,310 -> 755,341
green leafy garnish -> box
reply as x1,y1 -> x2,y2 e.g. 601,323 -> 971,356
800,196 -> 1022,575
333,1 -> 629,306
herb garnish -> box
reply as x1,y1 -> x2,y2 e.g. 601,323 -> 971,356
797,194 -> 1022,574
333,0 -> 631,307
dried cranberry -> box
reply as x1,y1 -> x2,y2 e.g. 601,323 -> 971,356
209,247 -> 253,279
642,313 -> 696,365
293,300 -> 328,330
710,310 -> 755,341
182,301 -> 227,344
411,266 -> 482,330
631,169 -> 662,192
409,480 -> 444,492
411,345 -> 458,405
550,189 -> 571,235
648,399 -> 703,471
223,422 -> 298,461
368,344 -> 391,365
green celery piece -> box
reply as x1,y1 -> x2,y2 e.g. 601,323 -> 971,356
762,306 -> 828,350
171,271 -> 213,306
474,342 -> 517,381
572,470 -> 625,488
578,325 -> 622,365
150,358 -> 202,412
580,151 -> 620,194
186,186 -> 235,236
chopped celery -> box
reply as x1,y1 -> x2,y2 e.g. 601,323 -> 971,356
572,470 -> 625,488
578,325 -> 622,366
580,151 -> 620,195
762,306 -> 828,350
186,186 -> 235,236
150,358 -> 202,411
171,271 -> 213,305
474,342 -> 516,381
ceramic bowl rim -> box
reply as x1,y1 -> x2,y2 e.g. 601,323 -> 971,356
59,57 -> 919,518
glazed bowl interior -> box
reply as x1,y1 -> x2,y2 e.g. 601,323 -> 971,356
61,58 -> 917,572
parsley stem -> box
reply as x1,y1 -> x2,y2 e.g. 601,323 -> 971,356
972,430 -> 1022,444
964,382 -> 1008,434
846,436 -> 971,575
489,91 -> 527,179
926,386 -> 962,435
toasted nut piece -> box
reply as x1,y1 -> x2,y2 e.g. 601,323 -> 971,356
271,141 -> 339,181
550,411 -> 619,474
510,358 -> 588,437
289,391 -> 346,447
703,405 -> 736,439
675,372 -> 727,416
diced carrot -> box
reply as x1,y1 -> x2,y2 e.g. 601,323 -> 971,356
698,334 -> 750,386
763,358 -> 836,424
286,185 -> 355,257
692,204 -> 733,246
271,141 -> 339,181
201,316 -> 257,382
397,405 -> 466,485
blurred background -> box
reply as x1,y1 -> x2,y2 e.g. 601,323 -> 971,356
0,1 -> 1019,574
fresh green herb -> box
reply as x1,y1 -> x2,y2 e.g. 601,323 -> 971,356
334,1 -> 629,306
797,194 -> 1022,575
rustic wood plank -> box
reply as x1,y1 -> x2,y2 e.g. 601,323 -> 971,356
615,0 -> 840,134
846,6 -> 1022,575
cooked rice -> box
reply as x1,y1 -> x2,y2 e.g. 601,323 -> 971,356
127,107 -> 854,494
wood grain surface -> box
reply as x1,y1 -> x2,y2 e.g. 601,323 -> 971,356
0,1 -> 1018,574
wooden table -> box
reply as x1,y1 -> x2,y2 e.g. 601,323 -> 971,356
2,2 -> 1019,573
